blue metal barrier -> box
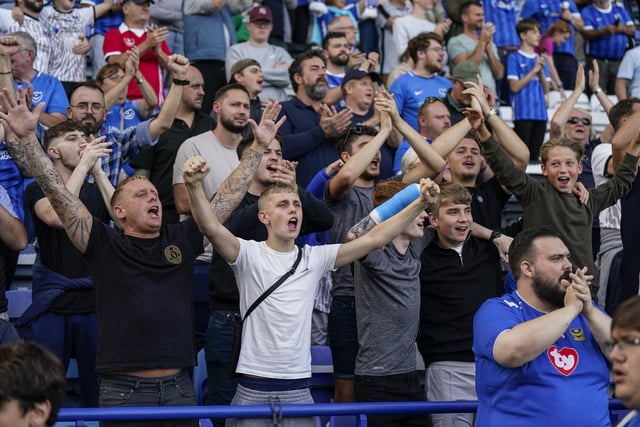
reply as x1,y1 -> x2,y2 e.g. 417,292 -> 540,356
57,399 -> 627,425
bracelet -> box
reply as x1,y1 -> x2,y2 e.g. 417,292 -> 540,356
172,78 -> 190,86
594,87 -> 602,94
489,230 -> 502,242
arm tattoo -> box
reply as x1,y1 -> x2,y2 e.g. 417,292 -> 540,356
5,134 -> 93,252
211,148 -> 262,223
349,216 -> 377,240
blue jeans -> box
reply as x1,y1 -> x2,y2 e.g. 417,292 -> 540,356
205,310 -> 240,427
99,369 -> 198,427
327,295 -> 358,378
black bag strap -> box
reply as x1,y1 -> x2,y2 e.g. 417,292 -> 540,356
241,246 -> 303,322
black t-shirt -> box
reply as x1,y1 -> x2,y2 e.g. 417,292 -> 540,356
468,176 -> 511,231
84,218 -> 203,373
130,111 -> 215,224
25,181 -> 111,314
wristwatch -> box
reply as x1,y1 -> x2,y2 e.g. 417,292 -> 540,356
486,108 -> 498,119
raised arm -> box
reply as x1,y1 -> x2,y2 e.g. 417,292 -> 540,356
464,79 -> 530,169
35,135 -> 113,229
550,65 -> 586,140
147,54 -> 190,140
211,102 -> 286,223
0,87 -> 93,254
374,92 -> 446,182
183,156 -> 240,264
588,59 -> 614,113
327,111 -> 392,201
334,178 -> 438,267
0,184 -> 27,251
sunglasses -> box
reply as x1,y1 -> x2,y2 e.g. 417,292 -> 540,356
343,125 -> 376,142
567,117 -> 591,126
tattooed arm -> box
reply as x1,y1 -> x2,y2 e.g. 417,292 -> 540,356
210,101 -> 286,223
0,87 -> 94,254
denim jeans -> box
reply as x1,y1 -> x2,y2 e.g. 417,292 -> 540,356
99,369 -> 198,427
205,310 -> 240,427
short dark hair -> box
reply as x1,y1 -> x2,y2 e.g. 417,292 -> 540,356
289,49 -> 326,92
70,80 -> 104,100
508,227 -> 561,280
236,131 -> 284,159
516,18 -> 541,38
322,31 -> 347,50
608,97 -> 640,131
407,32 -> 444,64
0,341 -> 66,427
427,182 -> 471,214
612,295 -> 640,332
334,125 -> 378,155
459,0 -> 483,16
44,121 -> 88,149
214,83 -> 250,102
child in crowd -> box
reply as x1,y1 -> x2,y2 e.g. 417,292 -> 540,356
507,18 -> 550,161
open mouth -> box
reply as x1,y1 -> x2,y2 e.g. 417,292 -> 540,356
148,206 -> 159,218
557,176 -> 571,186
288,217 -> 298,231
463,160 -> 475,168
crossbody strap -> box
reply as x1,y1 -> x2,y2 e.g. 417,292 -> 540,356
242,246 -> 304,322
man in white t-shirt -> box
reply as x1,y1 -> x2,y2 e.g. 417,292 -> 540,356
183,119 -> 439,425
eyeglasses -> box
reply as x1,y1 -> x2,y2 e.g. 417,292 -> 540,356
567,116 -> 591,126
70,103 -> 105,114
605,337 -> 640,357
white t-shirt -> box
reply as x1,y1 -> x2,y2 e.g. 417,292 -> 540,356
231,240 -> 339,379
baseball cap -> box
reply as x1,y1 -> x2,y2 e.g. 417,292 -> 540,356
249,6 -> 273,23
341,69 -> 380,88
452,61 -> 480,85
122,0 -> 155,5
230,59 -> 261,79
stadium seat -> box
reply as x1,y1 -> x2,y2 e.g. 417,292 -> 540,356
547,90 -> 563,109
6,288 -> 31,319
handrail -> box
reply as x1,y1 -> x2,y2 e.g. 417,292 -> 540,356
57,399 -> 627,422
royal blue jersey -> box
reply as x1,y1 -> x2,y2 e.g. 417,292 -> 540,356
582,4 -> 633,60
484,0 -> 520,48
388,72 -> 451,131
507,51 -> 549,121
15,72 -> 68,116
521,0 -> 580,54
473,292 -> 611,427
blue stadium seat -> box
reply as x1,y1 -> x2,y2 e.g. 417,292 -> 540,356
6,288 -> 31,319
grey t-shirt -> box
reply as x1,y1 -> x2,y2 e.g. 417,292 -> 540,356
326,184 -> 375,297
354,229 -> 435,376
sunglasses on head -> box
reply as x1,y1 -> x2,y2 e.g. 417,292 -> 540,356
567,116 -> 591,126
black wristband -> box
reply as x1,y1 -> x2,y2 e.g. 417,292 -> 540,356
489,230 -> 502,242
173,78 -> 190,86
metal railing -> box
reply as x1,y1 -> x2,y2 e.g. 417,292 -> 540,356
57,399 -> 627,426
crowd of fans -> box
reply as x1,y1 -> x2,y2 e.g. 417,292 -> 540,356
2,0 -> 640,425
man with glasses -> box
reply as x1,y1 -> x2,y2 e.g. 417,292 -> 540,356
66,54 -> 190,186
473,227 -> 612,427
609,295 -> 640,426
388,32 -> 451,132
225,5 -> 293,103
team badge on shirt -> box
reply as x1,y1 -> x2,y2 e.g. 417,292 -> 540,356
570,327 -> 586,341
164,245 -> 182,265
547,345 -> 579,376
124,38 -> 136,48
